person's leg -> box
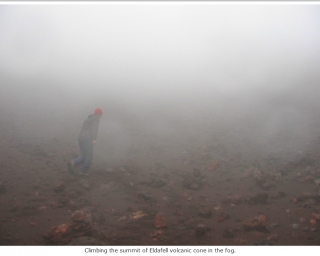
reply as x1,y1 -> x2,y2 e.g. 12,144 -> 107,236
80,138 -> 93,174
68,140 -> 85,174
74,139 -> 86,166
74,155 -> 84,166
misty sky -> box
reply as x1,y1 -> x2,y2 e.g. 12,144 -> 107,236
1,4 -> 320,97
1,3 -> 320,148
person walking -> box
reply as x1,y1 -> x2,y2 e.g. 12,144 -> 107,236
68,108 -> 103,176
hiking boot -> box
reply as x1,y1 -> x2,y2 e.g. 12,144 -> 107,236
68,160 -> 75,174
79,171 -> 89,176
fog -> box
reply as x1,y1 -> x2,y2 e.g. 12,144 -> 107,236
1,3 -> 320,164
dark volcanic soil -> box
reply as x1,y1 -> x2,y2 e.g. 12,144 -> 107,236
1,93 -> 320,246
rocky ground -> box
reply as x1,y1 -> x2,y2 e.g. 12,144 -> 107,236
1,93 -> 320,246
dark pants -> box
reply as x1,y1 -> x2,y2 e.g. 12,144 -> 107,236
74,137 -> 93,173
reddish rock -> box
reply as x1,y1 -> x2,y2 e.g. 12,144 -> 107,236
43,208 -> 93,245
154,213 -> 167,229
243,214 -> 268,232
218,212 -> 230,222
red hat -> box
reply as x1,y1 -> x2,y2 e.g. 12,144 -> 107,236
94,108 -> 103,116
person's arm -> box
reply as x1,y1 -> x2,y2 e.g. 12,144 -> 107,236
91,117 -> 100,143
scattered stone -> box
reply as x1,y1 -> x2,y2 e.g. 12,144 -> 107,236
271,191 -> 286,199
206,161 -> 219,171
72,208 -> 92,224
309,213 -> 320,226
312,213 -> 320,220
291,224 -> 300,230
267,233 -> 278,241
139,177 -> 167,188
138,192 -> 151,201
57,197 -> 69,207
68,190 -> 80,199
277,191 -> 286,197
79,179 -> 90,190
307,235 -> 315,241
179,224 -> 192,231
194,224 -> 211,237
218,212 -> 230,222
261,181 -> 274,190
154,213 -> 167,229
222,227 -> 234,238
299,218 -> 306,224
118,216 -> 126,222
223,194 -> 242,205
243,215 -> 268,232
53,182 -> 66,193
198,208 -> 213,219
181,175 -> 204,191
302,203 -> 311,209
43,208 -> 93,245
314,179 -> 320,186
150,230 -> 166,241
310,218 -> 317,226
149,178 -> 167,188
296,193 -> 320,202
291,198 -> 298,204
267,222 -> 279,229
92,211 -> 106,224
290,157 -> 315,167
131,211 -> 148,220
248,193 -> 268,205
